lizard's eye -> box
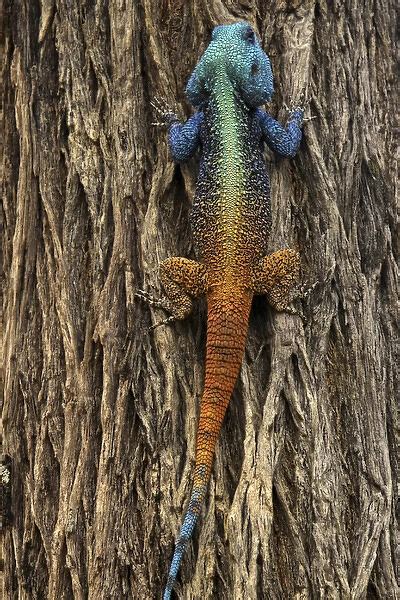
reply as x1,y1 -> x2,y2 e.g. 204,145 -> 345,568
251,62 -> 259,76
243,27 -> 255,44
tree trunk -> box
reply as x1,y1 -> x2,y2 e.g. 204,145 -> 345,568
1,1 -> 398,599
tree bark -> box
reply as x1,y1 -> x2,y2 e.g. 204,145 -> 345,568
1,1 -> 398,599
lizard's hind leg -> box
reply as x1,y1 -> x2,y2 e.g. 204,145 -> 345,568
137,257 -> 207,328
252,248 -> 300,312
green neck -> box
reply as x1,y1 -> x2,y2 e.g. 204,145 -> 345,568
211,74 -> 246,191
210,73 -> 249,259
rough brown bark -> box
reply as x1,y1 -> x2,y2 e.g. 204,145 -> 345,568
1,1 -> 398,599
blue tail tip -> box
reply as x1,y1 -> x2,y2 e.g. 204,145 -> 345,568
163,576 -> 174,600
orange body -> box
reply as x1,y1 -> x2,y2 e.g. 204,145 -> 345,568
193,286 -> 252,492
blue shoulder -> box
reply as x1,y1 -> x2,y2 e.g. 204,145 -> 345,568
168,112 -> 204,162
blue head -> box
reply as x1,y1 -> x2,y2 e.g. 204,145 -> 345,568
186,22 -> 274,108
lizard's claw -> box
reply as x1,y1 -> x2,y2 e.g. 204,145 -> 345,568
302,115 -> 316,122
284,303 -> 307,323
150,96 -> 179,128
286,88 -> 312,122
297,88 -> 311,111
149,315 -> 177,330
135,288 -> 177,331
292,280 -> 319,301
135,289 -> 168,310
292,263 -> 335,303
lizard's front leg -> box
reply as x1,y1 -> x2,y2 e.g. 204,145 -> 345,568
252,248 -> 300,312
137,257 -> 207,328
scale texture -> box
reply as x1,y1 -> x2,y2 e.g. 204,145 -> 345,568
158,22 -> 304,599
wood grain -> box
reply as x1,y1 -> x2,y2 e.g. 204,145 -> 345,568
1,1 -> 398,598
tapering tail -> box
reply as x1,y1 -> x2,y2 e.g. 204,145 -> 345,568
163,289 -> 252,599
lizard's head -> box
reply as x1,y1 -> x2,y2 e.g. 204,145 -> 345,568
186,22 -> 274,108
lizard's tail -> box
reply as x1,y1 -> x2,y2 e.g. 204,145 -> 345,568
163,289 -> 252,599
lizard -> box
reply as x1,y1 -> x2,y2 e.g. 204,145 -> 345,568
139,21 -> 305,599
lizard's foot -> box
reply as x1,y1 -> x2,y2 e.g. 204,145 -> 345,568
252,248 -> 309,321
150,96 -> 179,128
137,257 -> 207,331
158,257 -> 207,321
284,88 -> 314,123
292,88 -> 311,112
135,289 -> 170,311
279,303 -> 306,323
149,315 -> 177,330
291,280 -> 319,302
135,289 -> 178,331
292,263 -> 335,301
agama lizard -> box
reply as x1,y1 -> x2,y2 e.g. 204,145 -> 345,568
141,22 -> 305,599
